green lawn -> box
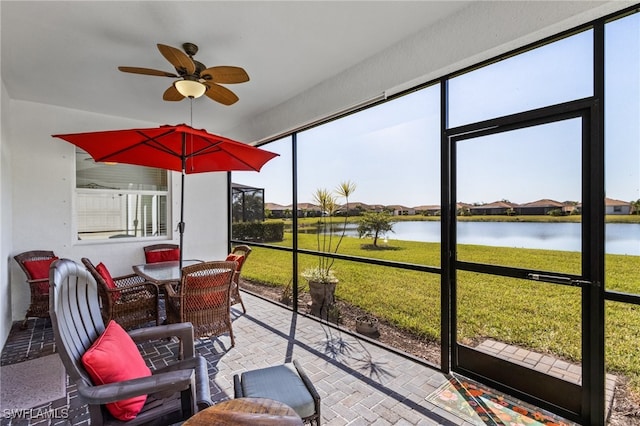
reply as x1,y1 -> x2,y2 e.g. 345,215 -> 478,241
240,231 -> 640,395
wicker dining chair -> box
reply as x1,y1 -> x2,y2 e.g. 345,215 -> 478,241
165,261 -> 236,345
143,243 -> 180,264
13,250 -> 58,329
226,244 -> 252,313
82,257 -> 160,330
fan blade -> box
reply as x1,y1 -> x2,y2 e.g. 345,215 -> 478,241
204,82 -> 239,105
118,66 -> 178,77
163,85 -> 185,102
157,44 -> 196,75
201,66 -> 250,84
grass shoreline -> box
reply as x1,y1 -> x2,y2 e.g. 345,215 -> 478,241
281,214 -> 640,225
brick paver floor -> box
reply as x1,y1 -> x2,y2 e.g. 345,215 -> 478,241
476,339 -> 616,415
1,291 -> 589,425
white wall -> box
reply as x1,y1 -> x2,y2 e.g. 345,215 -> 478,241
5,100 -> 229,334
1,80 -> 13,346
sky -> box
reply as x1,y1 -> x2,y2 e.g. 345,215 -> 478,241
234,14 -> 639,208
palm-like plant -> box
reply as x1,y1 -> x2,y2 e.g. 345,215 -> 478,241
302,181 -> 356,283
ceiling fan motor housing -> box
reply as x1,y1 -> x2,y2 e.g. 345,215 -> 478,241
183,42 -> 199,57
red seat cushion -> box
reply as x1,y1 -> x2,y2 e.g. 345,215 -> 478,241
81,320 -> 151,421
145,248 -> 180,264
95,262 -> 121,301
225,254 -> 245,270
22,257 -> 59,294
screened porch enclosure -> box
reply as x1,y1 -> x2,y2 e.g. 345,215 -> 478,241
230,7 -> 640,425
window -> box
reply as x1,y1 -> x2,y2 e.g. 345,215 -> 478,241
296,85 -> 441,265
605,12 -> 640,293
75,148 -> 169,241
448,30 -> 593,127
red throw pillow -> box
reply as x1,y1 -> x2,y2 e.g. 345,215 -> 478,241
225,254 -> 245,270
22,257 -> 59,294
82,320 -> 151,421
145,248 -> 180,264
95,262 -> 121,301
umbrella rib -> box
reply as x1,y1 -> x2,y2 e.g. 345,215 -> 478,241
94,129 -> 181,162
135,129 -> 183,159
187,141 -> 222,158
187,139 -> 262,171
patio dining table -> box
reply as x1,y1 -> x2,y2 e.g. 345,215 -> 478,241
132,259 -> 202,286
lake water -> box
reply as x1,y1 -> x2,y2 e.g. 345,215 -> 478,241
337,221 -> 639,255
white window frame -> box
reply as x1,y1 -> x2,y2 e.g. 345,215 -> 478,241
75,149 -> 171,243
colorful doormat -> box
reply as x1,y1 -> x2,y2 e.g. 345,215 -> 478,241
426,376 -> 576,425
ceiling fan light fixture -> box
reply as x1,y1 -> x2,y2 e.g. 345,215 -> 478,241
174,79 -> 206,98
119,43 -> 247,105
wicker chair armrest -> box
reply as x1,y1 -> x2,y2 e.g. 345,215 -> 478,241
128,322 -> 195,359
26,277 -> 49,284
76,369 -> 194,405
113,273 -> 148,287
112,281 -> 159,297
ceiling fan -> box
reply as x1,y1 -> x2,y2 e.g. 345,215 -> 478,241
118,42 -> 249,105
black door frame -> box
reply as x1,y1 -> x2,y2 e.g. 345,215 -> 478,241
441,98 -> 604,424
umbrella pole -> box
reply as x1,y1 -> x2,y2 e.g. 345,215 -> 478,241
179,170 -> 185,270
179,133 -> 186,271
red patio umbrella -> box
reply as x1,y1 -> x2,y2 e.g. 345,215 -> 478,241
53,124 -> 278,266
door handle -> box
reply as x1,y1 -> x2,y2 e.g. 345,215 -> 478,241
527,273 -> 595,287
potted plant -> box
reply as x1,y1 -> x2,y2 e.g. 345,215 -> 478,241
302,181 -> 356,320
356,314 -> 380,338
280,280 -> 292,306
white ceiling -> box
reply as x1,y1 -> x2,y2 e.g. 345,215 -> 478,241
1,1 -> 473,136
